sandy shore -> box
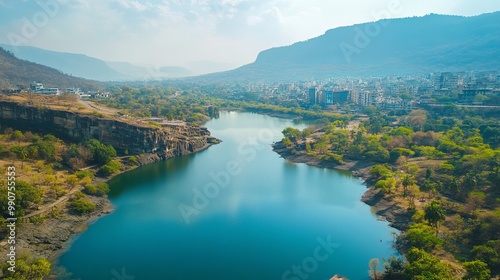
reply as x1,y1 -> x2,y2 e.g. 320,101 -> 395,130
272,141 -> 412,231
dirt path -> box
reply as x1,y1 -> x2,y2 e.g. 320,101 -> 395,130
78,99 -> 118,116
21,187 -> 83,222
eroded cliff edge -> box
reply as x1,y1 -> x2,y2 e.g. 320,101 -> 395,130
0,100 -> 221,162
0,98 -> 221,267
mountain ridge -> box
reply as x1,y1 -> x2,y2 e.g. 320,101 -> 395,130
192,12 -> 500,82
0,44 -> 194,81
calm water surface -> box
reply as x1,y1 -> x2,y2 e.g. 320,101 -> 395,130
57,112 -> 397,280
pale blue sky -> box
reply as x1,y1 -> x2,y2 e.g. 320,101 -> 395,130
0,0 -> 499,71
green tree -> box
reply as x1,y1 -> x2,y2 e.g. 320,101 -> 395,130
389,147 -> 415,162
10,130 -> 24,142
83,182 -> 110,196
407,184 -> 420,210
10,145 -> 28,167
367,116 -> 384,134
402,174 -> 415,197
405,223 -> 442,251
282,137 -> 293,147
374,177 -> 397,194
404,248 -> 452,280
66,175 -> 79,188
1,255 -> 50,280
71,197 -> 96,214
424,200 -> 446,234
370,164 -> 392,180
471,240 -> 500,272
98,160 -> 122,177
8,180 -> 43,216
365,139 -> 390,163
75,170 -> 94,179
36,141 -> 56,162
281,127 -> 302,141
474,94 -> 490,104
85,139 -> 117,164
466,191 -> 485,212
463,260 -> 490,280
382,256 -> 405,280
27,145 -> 39,159
313,141 -> 328,154
42,134 -> 57,142
128,156 -> 139,165
390,126 -> 414,138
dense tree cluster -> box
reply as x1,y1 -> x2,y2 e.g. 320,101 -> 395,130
97,85 -> 219,123
0,128 -> 118,226
1,254 -> 51,280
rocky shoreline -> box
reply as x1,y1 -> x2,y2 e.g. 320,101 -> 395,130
16,195 -> 114,263
272,141 -> 412,231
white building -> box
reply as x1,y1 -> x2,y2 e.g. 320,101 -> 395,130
95,92 -> 111,98
66,87 -> 81,94
29,82 -> 60,95
351,91 -> 379,106
36,88 -> 60,95
30,82 -> 43,91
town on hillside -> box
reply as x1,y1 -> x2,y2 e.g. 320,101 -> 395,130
1,81 -> 111,99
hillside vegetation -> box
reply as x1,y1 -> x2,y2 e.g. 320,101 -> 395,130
279,106 -> 500,279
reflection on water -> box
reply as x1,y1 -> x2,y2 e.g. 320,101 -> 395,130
57,111 -> 397,280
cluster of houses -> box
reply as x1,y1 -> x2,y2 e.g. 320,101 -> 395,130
28,81 -> 110,99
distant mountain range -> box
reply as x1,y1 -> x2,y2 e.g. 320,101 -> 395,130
0,44 -> 194,81
0,47 -> 102,91
1,12 -> 499,84
194,12 -> 500,82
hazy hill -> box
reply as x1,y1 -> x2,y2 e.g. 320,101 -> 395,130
0,44 -> 126,81
0,47 -> 102,91
0,44 -> 194,81
105,62 -> 194,79
195,12 -> 500,82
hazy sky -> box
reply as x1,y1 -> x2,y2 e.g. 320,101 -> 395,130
0,0 -> 499,72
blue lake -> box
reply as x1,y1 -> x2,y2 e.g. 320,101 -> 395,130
57,111 -> 397,280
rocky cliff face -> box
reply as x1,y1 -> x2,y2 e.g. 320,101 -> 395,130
0,100 -> 220,158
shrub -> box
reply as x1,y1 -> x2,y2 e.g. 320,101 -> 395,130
98,160 -> 122,176
439,163 -> 454,172
75,170 -> 94,179
322,152 -> 344,164
389,147 -> 415,162
83,182 -> 110,196
128,156 -> 139,166
463,260 -> 490,280
370,164 -> 392,179
71,198 -> 96,214
405,223 -> 442,251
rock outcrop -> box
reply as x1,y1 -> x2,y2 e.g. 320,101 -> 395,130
0,100 -> 220,159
